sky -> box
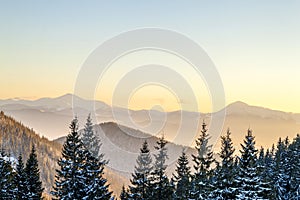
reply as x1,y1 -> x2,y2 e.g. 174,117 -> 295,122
0,1 -> 300,112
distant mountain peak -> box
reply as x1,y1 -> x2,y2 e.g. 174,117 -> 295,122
228,101 -> 249,107
57,93 -> 74,98
51,93 -> 81,101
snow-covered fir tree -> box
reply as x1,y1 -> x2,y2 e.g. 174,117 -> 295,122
273,137 -> 291,199
81,115 -> 112,199
256,147 -> 275,199
211,129 -> 236,199
288,134 -> 300,199
83,149 -> 112,199
13,153 -> 28,199
52,118 -> 89,199
52,117 -> 112,200
25,145 -> 44,199
82,114 -> 104,160
191,121 -> 215,199
129,140 -> 153,200
274,136 -> 300,199
172,150 -> 192,200
235,129 -> 270,199
0,150 -> 14,199
263,144 -> 277,199
149,135 -> 172,199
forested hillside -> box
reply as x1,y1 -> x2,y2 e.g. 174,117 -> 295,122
0,111 -> 61,193
0,111 -> 127,196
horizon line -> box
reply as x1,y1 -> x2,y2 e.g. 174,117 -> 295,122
0,93 -> 298,114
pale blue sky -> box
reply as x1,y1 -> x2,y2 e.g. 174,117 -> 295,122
0,1 -> 300,112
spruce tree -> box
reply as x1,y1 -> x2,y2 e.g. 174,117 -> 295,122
25,145 -> 44,199
191,121 -> 215,199
129,140 -> 153,200
265,143 -> 277,198
264,149 -> 276,199
274,135 -> 300,199
149,136 -> 172,199
14,153 -> 28,199
0,150 -> 14,199
172,150 -> 192,200
211,129 -> 236,199
52,118 -> 88,199
288,134 -> 300,199
53,117 -> 112,200
81,115 -> 112,199
273,137 -> 291,199
235,129 -> 270,199
256,147 -> 274,199
83,150 -> 112,199
82,114 -> 103,160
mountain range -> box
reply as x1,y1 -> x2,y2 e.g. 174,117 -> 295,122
1,94 -> 300,150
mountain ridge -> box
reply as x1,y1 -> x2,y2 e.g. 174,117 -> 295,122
1,94 -> 300,150
2,93 -> 299,114
2,94 -> 300,118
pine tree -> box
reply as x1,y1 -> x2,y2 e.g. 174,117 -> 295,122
235,129 -> 270,199
53,117 -> 112,200
82,114 -> 103,160
288,134 -> 300,199
25,145 -> 44,199
84,150 -> 112,199
274,135 -> 300,199
0,150 -> 14,199
52,118 -> 88,199
266,142 -> 277,199
149,136 -> 172,199
129,140 -> 153,200
13,153 -> 28,199
211,129 -> 236,199
172,150 -> 192,200
81,115 -> 112,199
256,147 -> 274,199
274,137 -> 291,199
191,121 -> 215,199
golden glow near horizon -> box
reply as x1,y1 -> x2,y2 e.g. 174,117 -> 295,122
1,48 -> 300,113
94,50 -> 213,112
127,85 -> 179,111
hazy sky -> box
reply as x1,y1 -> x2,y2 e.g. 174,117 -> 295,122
0,1 -> 300,112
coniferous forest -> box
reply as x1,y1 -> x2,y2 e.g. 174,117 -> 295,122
0,114 -> 300,199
